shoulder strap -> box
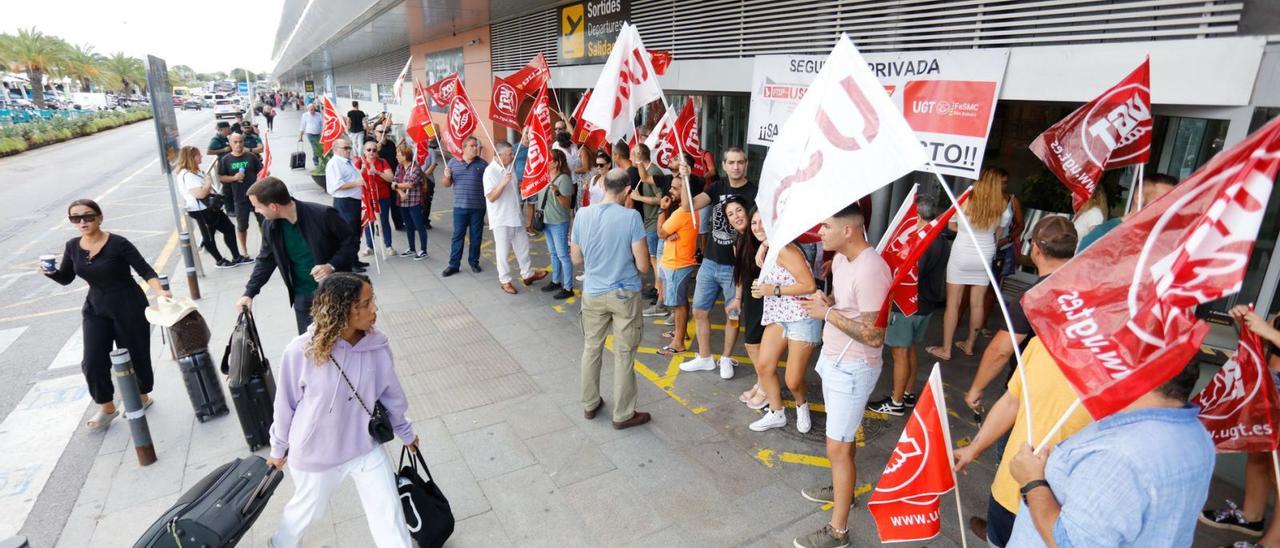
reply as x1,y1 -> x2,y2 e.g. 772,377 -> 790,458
330,356 -> 374,417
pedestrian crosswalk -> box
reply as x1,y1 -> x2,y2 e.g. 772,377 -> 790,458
0,327 -> 90,539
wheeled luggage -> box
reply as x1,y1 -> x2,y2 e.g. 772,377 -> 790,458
178,351 -> 229,422
290,143 -> 306,170
133,456 -> 282,548
221,310 -> 275,451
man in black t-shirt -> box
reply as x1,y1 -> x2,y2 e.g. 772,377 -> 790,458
347,100 -> 367,148
206,122 -> 236,216
677,147 -> 757,380
963,216 -> 1078,414
217,133 -> 265,260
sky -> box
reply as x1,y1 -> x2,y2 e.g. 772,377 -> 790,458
3,0 -> 285,75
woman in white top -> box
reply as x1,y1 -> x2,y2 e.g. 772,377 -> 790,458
174,146 -> 245,267
584,150 -> 611,208
1073,188 -> 1108,240
927,167 -> 1009,361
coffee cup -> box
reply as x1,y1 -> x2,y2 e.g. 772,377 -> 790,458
40,254 -> 57,273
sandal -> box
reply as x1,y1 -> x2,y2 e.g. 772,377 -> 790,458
746,391 -> 768,410
142,396 -> 154,410
657,345 -> 685,357
739,384 -> 760,404
955,341 -> 975,356
925,346 -> 951,361
661,330 -> 675,340
87,408 -> 119,431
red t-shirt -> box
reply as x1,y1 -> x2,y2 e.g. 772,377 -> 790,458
354,157 -> 392,200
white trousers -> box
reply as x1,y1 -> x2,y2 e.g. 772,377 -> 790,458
491,225 -> 535,284
271,447 -> 411,548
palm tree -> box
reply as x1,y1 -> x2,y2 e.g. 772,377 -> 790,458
100,51 -> 145,94
62,43 -> 104,92
0,27 -> 68,107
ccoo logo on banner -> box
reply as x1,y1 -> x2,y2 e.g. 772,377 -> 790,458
747,49 -> 1010,180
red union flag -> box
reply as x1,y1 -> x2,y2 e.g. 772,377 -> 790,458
354,157 -> 381,228
507,52 -> 550,96
526,83 -> 552,131
444,88 -> 479,158
1196,324 -> 1280,452
649,49 -> 673,76
490,76 -> 521,130
582,23 -> 665,141
405,80 -> 434,161
427,73 -> 461,109
520,108 -> 551,199
868,365 -> 957,543
259,134 -> 272,179
673,98 -> 703,157
1023,115 -> 1280,420
758,34 -> 926,270
645,110 -> 677,168
875,187 -> 971,327
1029,59 -> 1151,212
570,90 -> 607,150
320,95 -> 347,155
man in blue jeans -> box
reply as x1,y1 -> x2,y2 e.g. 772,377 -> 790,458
678,148 -> 757,380
441,136 -> 488,276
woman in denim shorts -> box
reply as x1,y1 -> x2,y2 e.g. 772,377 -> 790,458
745,209 -> 821,434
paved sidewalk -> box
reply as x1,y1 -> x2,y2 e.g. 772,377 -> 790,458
54,110 -> 1245,547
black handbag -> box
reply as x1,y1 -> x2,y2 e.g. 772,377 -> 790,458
331,357 -> 395,444
530,182 -> 550,232
397,447 -> 454,548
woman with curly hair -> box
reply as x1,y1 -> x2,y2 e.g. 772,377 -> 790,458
927,166 -> 1011,361
267,273 -> 418,548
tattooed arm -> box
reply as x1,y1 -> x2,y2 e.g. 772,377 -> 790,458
802,293 -> 885,348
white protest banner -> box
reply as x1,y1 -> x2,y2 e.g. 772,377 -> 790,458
747,49 -> 1009,180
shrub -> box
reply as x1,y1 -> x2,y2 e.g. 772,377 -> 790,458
0,107 -> 153,157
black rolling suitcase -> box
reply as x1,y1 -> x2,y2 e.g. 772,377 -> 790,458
290,143 -> 306,170
134,456 -> 282,548
221,311 -> 275,451
178,351 -> 229,422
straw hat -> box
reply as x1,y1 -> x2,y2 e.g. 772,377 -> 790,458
145,297 -> 199,327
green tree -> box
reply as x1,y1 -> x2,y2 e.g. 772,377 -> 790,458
0,27 -> 69,107
100,51 -> 145,93
170,64 -> 196,86
229,68 -> 257,83
62,43 -> 104,92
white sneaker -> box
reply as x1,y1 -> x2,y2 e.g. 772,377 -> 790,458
359,248 -> 373,257
679,355 -> 716,372
718,356 -> 738,379
749,409 -> 787,432
796,402 -> 812,434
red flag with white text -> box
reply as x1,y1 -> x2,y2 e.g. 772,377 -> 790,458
405,80 -> 435,162
520,104 -> 552,199
875,187 -> 971,327
570,90 -> 607,150
427,73 -> 461,109
320,95 -> 347,155
507,53 -> 550,96
868,365 -> 956,543
353,157 -> 381,228
490,75 -> 522,130
526,83 -> 553,131
259,134 -> 272,179
1023,115 -> 1280,420
1029,59 -> 1151,212
1195,323 -> 1280,452
443,86 -> 479,158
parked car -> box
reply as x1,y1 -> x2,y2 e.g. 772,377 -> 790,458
213,98 -> 242,119
182,100 -> 203,111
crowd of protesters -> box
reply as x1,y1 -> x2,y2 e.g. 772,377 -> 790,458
170,96 -> 1275,548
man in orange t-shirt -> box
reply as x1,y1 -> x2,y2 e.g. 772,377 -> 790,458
657,175 -> 697,356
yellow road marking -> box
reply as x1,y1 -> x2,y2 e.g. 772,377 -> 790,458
606,338 -> 706,414
955,436 -> 972,448
783,400 -> 826,414
819,485 -> 874,512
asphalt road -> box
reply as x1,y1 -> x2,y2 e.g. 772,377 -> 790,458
0,109 -> 215,545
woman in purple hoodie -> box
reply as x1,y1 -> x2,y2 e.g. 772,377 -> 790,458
267,273 -> 418,548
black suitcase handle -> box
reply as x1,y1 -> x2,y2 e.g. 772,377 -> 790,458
241,468 -> 280,516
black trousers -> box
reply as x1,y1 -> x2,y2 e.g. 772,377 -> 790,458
292,291 -> 315,334
82,304 -> 153,404
189,208 -> 239,262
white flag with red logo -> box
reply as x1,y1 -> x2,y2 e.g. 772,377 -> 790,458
758,34 -> 927,271
868,364 -> 957,543
1029,58 -> 1151,212
443,85 -> 479,159
405,79 -> 435,162
1195,321 -> 1280,452
490,75 -> 521,130
1023,115 -> 1280,420
874,186 -> 971,327
320,95 -> 347,155
644,109 -> 674,165
520,86 -> 553,199
582,23 -> 665,142
392,56 -> 412,104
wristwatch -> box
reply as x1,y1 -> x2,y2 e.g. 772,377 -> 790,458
774,285 -> 782,297
1019,479 -> 1050,501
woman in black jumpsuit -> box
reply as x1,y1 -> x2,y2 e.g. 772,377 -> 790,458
43,199 -> 170,430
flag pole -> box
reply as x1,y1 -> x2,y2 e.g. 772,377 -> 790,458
952,482 -> 968,548
659,97 -> 697,225
1033,399 -> 1082,454
1271,449 -> 1280,513
926,166 -> 1035,442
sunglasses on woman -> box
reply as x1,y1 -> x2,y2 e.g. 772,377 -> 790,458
68,214 -> 98,224
596,163 -> 607,168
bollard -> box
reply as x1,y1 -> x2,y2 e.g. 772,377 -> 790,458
177,231 -> 202,300
111,349 -> 157,466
